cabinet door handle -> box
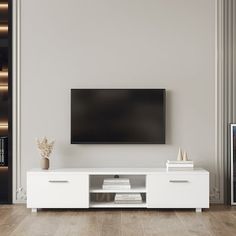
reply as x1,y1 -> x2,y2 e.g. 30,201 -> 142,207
169,180 -> 189,183
48,180 -> 69,183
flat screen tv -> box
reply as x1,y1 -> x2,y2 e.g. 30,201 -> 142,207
71,89 -> 166,144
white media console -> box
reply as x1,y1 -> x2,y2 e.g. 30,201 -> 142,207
27,168 -> 209,212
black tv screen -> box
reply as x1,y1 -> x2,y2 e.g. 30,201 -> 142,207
71,89 -> 166,144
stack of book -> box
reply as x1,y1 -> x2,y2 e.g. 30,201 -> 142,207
102,178 -> 131,190
114,193 -> 142,204
0,137 -> 8,166
166,160 -> 194,170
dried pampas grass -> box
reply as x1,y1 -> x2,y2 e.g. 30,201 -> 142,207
36,137 -> 55,159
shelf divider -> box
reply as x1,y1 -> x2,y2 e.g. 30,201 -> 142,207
90,186 -> 146,193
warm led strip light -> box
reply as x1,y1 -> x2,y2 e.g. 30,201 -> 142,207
0,71 -> 8,78
0,25 -> 8,33
0,3 -> 8,10
0,72 -> 8,86
0,166 -> 8,169
0,85 -> 8,91
0,123 -> 8,129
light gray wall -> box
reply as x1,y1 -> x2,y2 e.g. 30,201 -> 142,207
20,0 -> 216,195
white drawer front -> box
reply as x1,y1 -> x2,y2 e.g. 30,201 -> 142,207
27,173 -> 89,208
147,173 -> 209,208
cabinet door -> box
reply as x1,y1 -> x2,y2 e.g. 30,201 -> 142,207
27,173 -> 89,208
147,173 -> 209,208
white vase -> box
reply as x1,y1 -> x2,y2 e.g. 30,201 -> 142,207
177,148 -> 183,161
183,151 -> 188,161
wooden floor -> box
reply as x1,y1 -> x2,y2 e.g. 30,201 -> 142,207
0,205 -> 236,236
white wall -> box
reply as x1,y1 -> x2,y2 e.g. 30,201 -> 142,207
20,0 -> 216,197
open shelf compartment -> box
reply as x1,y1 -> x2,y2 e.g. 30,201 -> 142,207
89,174 -> 147,208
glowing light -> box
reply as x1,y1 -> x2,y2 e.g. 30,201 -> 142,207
0,71 -> 8,85
0,25 -> 8,33
0,85 -> 8,91
0,123 -> 8,130
0,3 -> 8,10
0,71 -> 8,78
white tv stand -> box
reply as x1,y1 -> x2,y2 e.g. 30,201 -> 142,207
27,168 -> 209,212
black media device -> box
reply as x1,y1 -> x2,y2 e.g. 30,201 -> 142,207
71,89 -> 166,144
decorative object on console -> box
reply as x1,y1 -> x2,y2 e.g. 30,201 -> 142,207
177,147 -> 183,161
183,151 -> 188,161
114,193 -> 142,204
166,160 -> 194,170
102,178 -> 131,190
36,137 -> 55,170
40,158 -> 49,170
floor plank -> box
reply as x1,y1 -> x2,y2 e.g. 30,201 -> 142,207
0,205 -> 235,236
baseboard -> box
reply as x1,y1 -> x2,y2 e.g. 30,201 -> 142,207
13,199 -> 26,204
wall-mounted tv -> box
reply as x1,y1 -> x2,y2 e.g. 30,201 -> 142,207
71,89 -> 166,144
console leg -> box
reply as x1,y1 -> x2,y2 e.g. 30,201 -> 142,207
196,208 -> 202,213
32,208 -> 37,213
